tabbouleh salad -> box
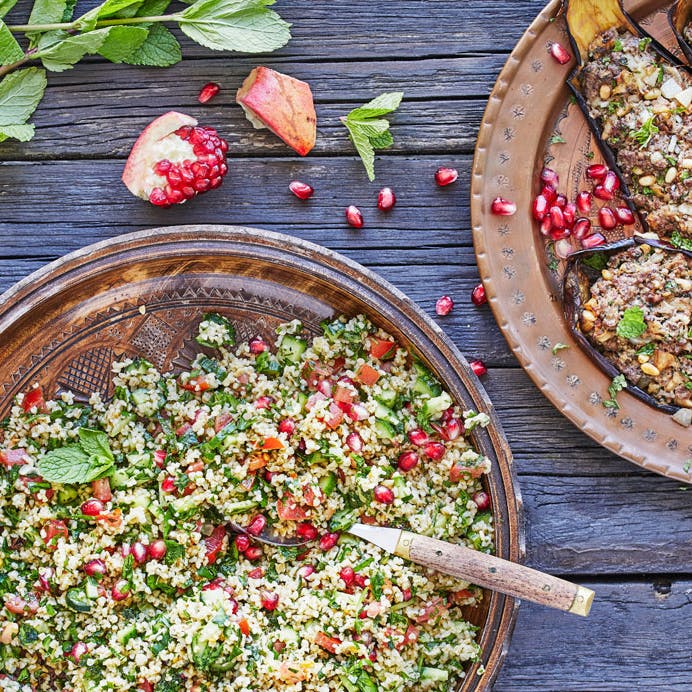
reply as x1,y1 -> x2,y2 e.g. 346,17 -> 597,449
0,313 -> 494,691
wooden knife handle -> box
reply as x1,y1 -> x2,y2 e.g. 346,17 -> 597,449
395,531 -> 593,616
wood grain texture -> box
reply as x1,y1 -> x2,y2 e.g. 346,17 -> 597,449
1,0 -> 690,688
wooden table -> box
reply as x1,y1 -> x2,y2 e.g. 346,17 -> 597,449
1,0 -> 690,689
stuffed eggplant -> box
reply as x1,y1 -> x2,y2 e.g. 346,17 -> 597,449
564,236 -> 692,412
565,0 -> 692,239
670,0 -> 692,64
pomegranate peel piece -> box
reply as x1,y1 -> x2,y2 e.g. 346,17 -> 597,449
236,67 -> 316,156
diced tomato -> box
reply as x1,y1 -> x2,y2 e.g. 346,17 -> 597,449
314,631 -> 341,654
247,567 -> 264,579
333,385 -> 355,405
180,375 -> 211,392
359,514 -> 377,525
414,597 -> 448,624
278,662 -> 308,683
204,525 -> 227,564
355,364 -> 380,386
302,360 -> 332,389
302,485 -> 321,507
331,356 -> 346,372
95,509 -> 122,530
261,437 -> 284,451
138,683 -> 154,692
238,618 -> 251,636
247,456 -> 268,473
277,495 -> 309,521
176,422 -> 193,437
91,477 -> 112,503
369,337 -> 396,360
449,589 -> 474,604
400,624 -> 419,649
214,413 -> 233,433
0,449 -> 30,467
323,402 -> 344,429
187,460 -> 205,473
449,463 -> 485,482
42,519 -> 68,549
22,386 -> 46,413
153,450 -> 166,468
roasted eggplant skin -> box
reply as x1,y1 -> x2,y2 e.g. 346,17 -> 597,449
561,0 -> 690,234
564,236 -> 692,414
670,0 -> 692,65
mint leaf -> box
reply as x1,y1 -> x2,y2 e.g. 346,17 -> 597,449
29,0 -> 68,25
347,91 -> 403,120
0,122 -> 34,141
0,1 -> 19,19
38,445 -> 112,484
343,120 -> 375,181
671,230 -> 692,252
616,306 -> 647,340
98,25 -> 149,63
75,0 -> 145,32
78,428 -> 114,464
163,540 -> 186,564
0,20 -> 24,65
0,67 -> 46,129
125,23 -> 181,66
36,28 -> 112,72
179,0 -> 292,53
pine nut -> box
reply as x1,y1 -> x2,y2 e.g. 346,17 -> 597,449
599,84 -> 611,99
664,167 -> 677,183
640,362 -> 660,377
638,175 -> 656,187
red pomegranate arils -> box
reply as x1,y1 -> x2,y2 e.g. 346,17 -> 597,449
345,205 -> 364,228
532,194 -> 549,221
491,197 -> 516,216
471,283 -> 487,306
593,184 -> 614,201
554,193 -> 567,209
586,164 -> 608,181
563,202 -> 576,227
602,170 -> 620,194
469,359 -> 487,377
473,490 -> 490,511
540,167 -> 559,187
598,207 -> 617,230
549,226 -> 570,241
435,167 -> 459,187
541,185 -> 557,205
435,295 -> 454,316
554,238 -> 573,259
576,190 -> 592,213
198,82 -> 220,104
572,217 -> 592,240
615,206 -> 635,225
539,215 -> 553,236
289,180 -> 314,200
549,205 -> 565,229
581,233 -> 606,249
377,187 -> 396,211
549,42 -> 572,65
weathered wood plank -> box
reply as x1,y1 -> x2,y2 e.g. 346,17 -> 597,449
497,579 -> 692,690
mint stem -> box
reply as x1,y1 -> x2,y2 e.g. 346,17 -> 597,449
7,14 -> 179,33
0,51 -> 35,79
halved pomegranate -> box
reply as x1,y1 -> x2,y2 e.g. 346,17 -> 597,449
122,111 -> 228,207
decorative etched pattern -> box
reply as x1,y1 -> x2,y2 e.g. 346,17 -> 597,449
131,314 -> 178,369
57,347 -> 114,400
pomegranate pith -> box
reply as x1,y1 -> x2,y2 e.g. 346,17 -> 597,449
435,295 -> 454,316
435,167 -> 458,186
197,82 -> 220,104
377,187 -> 396,211
289,180 -> 314,200
346,205 -> 364,228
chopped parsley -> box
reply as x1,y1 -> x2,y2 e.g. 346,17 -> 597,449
630,116 -> 659,148
603,374 -> 628,410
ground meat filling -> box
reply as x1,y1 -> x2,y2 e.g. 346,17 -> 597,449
580,30 -> 692,238
579,244 -> 692,408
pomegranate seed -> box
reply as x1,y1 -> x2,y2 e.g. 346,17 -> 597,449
401,588 -> 412,601
260,591 -> 279,610
36,567 -> 54,592
563,203 -> 576,227
541,185 -> 557,205
346,432 -> 363,453
540,167 -> 559,187
424,442 -> 446,461
197,82 -> 220,103
572,217 -> 592,240
470,359 -> 487,377
490,197 -> 516,216
131,541 -> 148,564
235,535 -> 251,553
289,180 -> 314,200
554,238 -> 574,259
248,567 -> 264,579
154,450 -> 166,468
249,337 -> 267,354
354,574 -> 367,588
435,295 -> 454,316
593,184 -> 614,201
377,187 -> 396,211
539,215 -> 553,236
278,418 -> 296,435
246,515 -> 267,536
66,641 -> 88,663
244,546 -> 263,561
473,490 -> 490,511
255,395 -> 273,410
445,418 -> 463,440
549,42 -> 571,64
602,170 -> 620,194
111,579 -> 130,601
581,233 -> 606,249
339,566 -> 356,586
373,485 -> 395,504
345,205 -> 364,228
532,194 -> 549,221
121,543 -> 131,557
264,470 -> 276,483
615,206 -> 635,225
296,522 -> 318,541
319,532 -> 340,552
161,477 -> 176,493
228,598 -> 239,614
84,559 -> 107,577
148,540 -> 167,560
298,564 -> 315,578
586,164 -> 608,181
81,499 -> 104,516
435,167 -> 458,186
549,205 -> 565,229
397,451 -> 419,472
598,207 -> 617,230
317,379 -> 333,397
549,226 -> 570,241
369,651 -> 378,662
555,194 -> 567,209
408,429 -> 429,446
576,191 -> 592,213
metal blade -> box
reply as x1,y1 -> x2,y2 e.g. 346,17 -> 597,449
348,523 -> 402,553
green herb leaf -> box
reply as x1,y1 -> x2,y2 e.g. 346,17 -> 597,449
163,540 -> 186,564
616,306 -> 647,340
75,0 -> 145,32
636,342 -> 655,357
37,444 -> 112,484
0,67 -> 46,141
347,91 -> 403,120
0,122 -> 34,141
603,374 -> 627,410
179,0 -> 292,54
670,230 -> 692,252
28,0 -> 68,26
630,115 -> 659,148
0,20 -> 25,65
370,571 -> 384,599
97,25 -> 149,63
343,120 -> 375,181
122,553 -> 135,581
124,22 -> 181,66
0,0 -> 19,19
36,28 -> 113,72
78,428 -> 114,464
551,342 -> 569,355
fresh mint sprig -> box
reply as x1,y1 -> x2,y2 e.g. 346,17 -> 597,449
0,0 -> 291,142
37,428 -> 115,484
340,91 -> 404,181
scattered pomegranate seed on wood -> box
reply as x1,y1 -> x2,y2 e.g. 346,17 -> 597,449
345,205 -> 364,228
434,167 -> 458,187
572,217 -> 592,239
469,359 -> 487,377
377,186 -> 396,211
471,284 -> 487,306
615,206 -> 635,225
549,42 -> 572,65
491,197 -> 516,216
586,164 -> 608,181
540,167 -> 559,187
598,207 -> 617,230
197,82 -> 220,103
435,295 -> 454,316
581,233 -> 606,249
289,180 -> 314,200
576,191 -> 592,213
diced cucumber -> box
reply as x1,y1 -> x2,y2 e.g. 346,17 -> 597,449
124,358 -> 153,374
224,499 -> 259,515
374,402 -> 400,425
329,508 -> 358,532
307,450 -> 330,465
318,471 -> 338,496
198,356 -> 227,379
170,494 -> 205,514
255,351 -> 282,378
118,623 -> 137,645
55,486 -> 79,504
412,363 -> 442,397
110,468 -> 129,489
375,388 -> 399,408
84,577 -> 100,600
420,667 -> 449,682
374,418 -> 397,440
126,452 -> 152,469
278,335 -> 308,364
422,392 -> 453,420
65,587 -> 92,613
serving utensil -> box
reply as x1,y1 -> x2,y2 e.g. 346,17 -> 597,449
670,0 -> 692,63
230,521 -> 594,617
